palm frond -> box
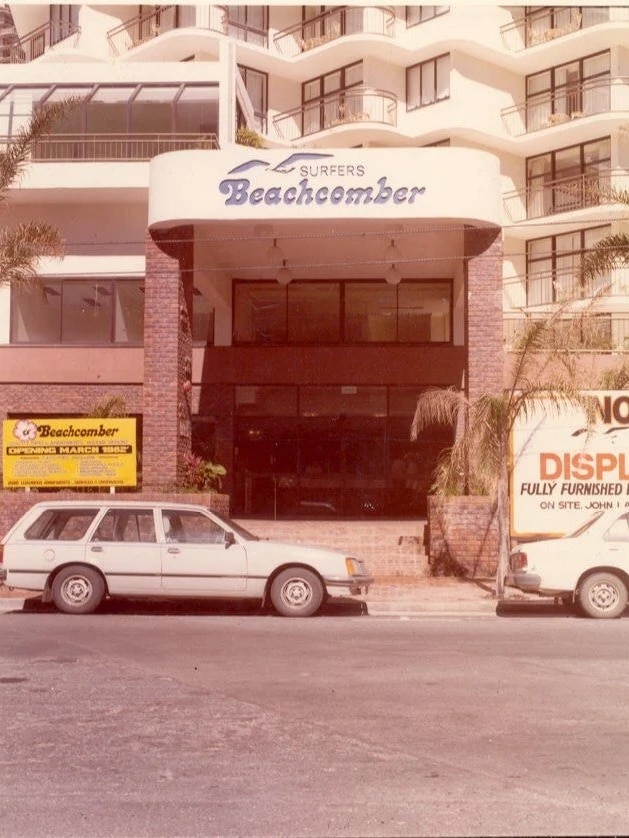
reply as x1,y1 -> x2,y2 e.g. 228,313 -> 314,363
580,233 -> 629,281
0,98 -> 80,194
0,222 -> 64,288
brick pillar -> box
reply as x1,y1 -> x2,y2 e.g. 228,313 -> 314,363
143,226 -> 193,488
465,228 -> 503,402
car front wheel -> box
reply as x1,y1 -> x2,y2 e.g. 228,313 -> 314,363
51,565 -> 106,615
270,567 -> 324,617
578,572 -> 628,620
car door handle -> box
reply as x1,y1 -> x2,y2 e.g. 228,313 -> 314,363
90,545 -> 103,553
167,547 -> 180,554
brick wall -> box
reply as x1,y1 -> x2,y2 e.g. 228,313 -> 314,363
143,227 -> 193,488
235,519 -> 430,580
465,229 -> 503,401
427,496 -> 498,577
0,384 -> 142,418
0,491 -> 229,541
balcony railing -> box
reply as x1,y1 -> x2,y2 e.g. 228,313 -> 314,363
503,169 -> 629,223
500,6 -> 611,52
1,133 -> 219,162
107,5 -> 181,55
501,77 -> 629,136
273,88 -> 397,142
274,6 -> 395,57
504,314 -> 629,352
2,19 -> 80,63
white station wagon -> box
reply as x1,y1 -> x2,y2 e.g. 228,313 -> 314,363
508,509 -> 629,619
0,501 -> 373,617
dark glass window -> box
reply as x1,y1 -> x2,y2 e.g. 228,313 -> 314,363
225,6 -> 268,46
233,280 -> 452,345
302,61 -> 363,135
231,385 -> 453,519
49,4 -> 79,45
237,65 -> 268,133
406,54 -> 450,110
525,51 -> 610,131
526,137 -> 611,218
526,225 -> 611,305
11,278 -> 145,345
406,6 -> 449,27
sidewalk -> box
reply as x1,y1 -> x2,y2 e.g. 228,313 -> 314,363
0,577 -> 540,616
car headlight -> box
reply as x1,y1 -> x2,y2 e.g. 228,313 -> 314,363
345,557 -> 363,576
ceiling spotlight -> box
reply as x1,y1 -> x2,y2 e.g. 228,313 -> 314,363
385,264 -> 402,286
266,238 -> 285,267
384,238 -> 402,262
276,260 -> 293,285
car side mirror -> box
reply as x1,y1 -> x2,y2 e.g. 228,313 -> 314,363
224,531 -> 236,549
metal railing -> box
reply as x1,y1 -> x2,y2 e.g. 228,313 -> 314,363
1,19 -> 80,63
274,6 -> 395,57
107,5 -> 180,56
503,169 -> 629,223
273,88 -> 397,142
504,314 -> 629,352
501,77 -> 629,136
1,133 -> 219,162
500,6 -> 611,52
508,266 -> 629,308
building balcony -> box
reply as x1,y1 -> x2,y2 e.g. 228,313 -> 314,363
503,169 -> 629,223
500,6 -> 612,53
273,6 -> 395,58
272,88 -> 396,143
1,19 -> 80,63
501,78 -> 629,137
2,132 -> 219,162
504,312 -> 629,353
107,5 -> 268,55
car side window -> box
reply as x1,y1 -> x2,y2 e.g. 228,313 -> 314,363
603,514 -> 629,542
162,510 -> 226,545
24,508 -> 99,541
92,510 -> 156,543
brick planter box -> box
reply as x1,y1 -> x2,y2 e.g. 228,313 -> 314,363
427,496 -> 498,577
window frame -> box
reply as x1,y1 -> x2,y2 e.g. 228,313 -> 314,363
232,279 -> 453,346
406,53 -> 451,112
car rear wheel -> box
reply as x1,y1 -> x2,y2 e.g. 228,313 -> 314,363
51,566 -> 105,615
578,572 -> 628,620
270,568 -> 324,617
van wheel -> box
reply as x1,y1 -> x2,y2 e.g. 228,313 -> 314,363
578,572 -> 628,620
51,566 -> 105,615
270,568 -> 324,617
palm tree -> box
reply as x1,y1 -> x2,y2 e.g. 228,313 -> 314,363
411,315 -> 595,597
0,101 -> 72,288
580,186 -> 629,286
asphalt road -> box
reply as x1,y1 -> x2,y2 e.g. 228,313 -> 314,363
1,600 -> 629,838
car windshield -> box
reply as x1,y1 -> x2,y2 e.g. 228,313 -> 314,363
566,511 -> 605,538
211,510 -> 259,541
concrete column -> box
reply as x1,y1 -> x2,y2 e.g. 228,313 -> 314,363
465,228 -> 504,402
142,226 -> 193,488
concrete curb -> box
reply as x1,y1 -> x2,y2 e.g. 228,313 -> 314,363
0,598 -> 26,613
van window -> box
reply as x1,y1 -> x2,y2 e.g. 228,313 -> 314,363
24,508 -> 99,541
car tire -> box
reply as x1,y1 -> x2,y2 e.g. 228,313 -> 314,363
577,572 -> 628,620
51,566 -> 106,615
270,567 -> 324,618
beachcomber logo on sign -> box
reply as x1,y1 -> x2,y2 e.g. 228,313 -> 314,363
217,152 -> 426,209
511,393 -> 629,538
2,418 -> 137,488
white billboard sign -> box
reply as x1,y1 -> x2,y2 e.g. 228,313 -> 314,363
511,392 -> 629,538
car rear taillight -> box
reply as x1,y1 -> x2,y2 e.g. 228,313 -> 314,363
0,544 -> 3,565
510,551 -> 527,571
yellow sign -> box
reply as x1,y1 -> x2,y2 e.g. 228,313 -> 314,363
2,418 -> 137,488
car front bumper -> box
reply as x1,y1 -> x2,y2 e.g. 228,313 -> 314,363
324,575 -> 374,597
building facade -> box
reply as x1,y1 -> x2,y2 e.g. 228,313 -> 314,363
1,4 -> 628,521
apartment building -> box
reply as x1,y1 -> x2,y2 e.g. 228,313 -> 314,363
1,4 -> 627,520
